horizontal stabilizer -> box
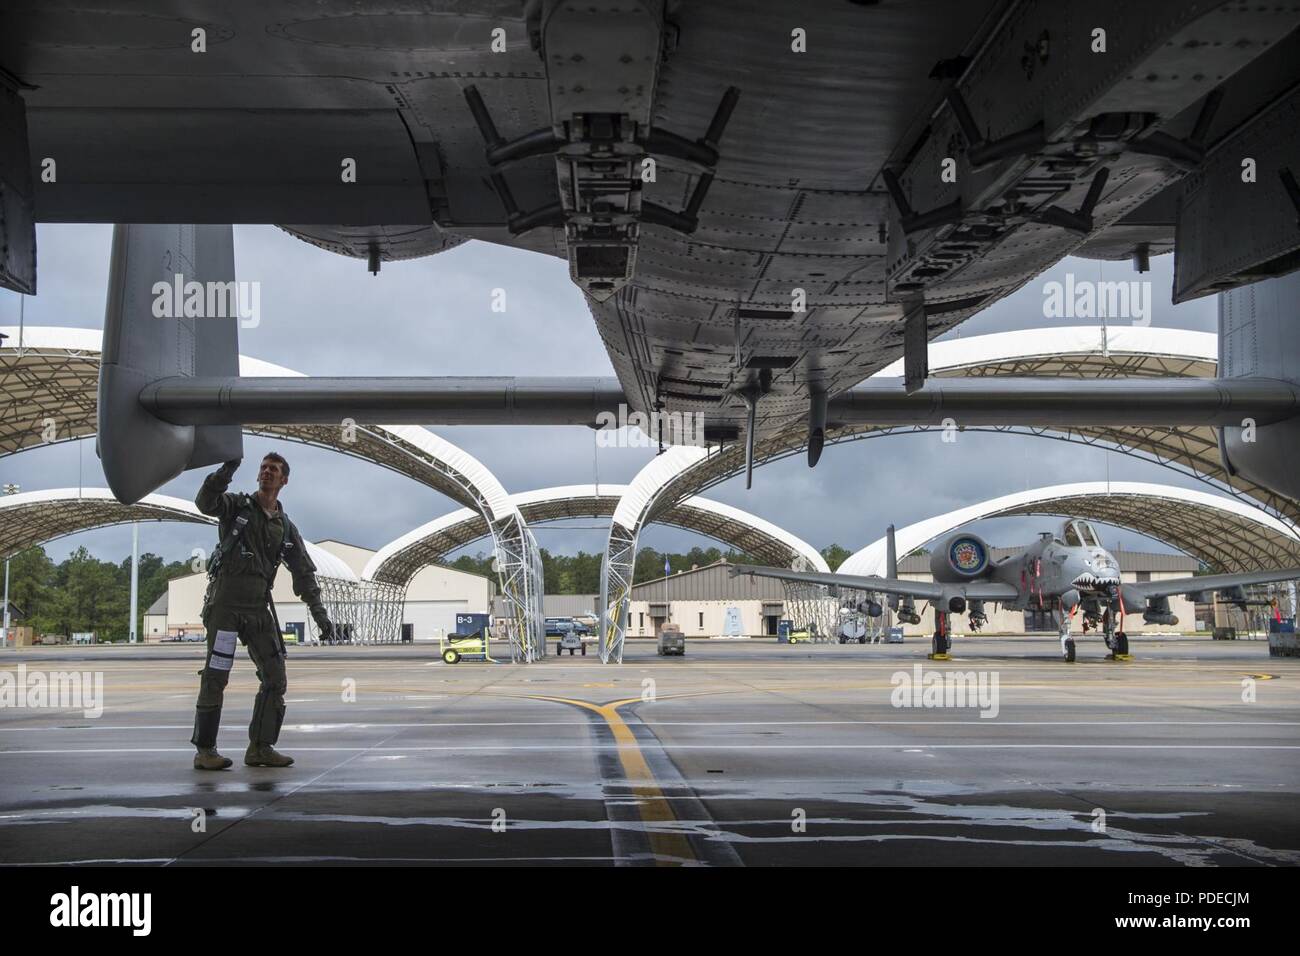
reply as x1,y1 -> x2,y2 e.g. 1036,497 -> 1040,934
135,374 -> 1300,430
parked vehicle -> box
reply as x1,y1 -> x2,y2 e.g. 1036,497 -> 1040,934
440,629 -> 495,664
557,629 -> 587,656
657,623 -> 686,656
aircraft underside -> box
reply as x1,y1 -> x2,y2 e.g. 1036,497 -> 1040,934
2,1 -> 1300,504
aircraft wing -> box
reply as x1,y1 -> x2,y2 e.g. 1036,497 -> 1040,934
728,565 -> 1019,603
1127,568 -> 1300,601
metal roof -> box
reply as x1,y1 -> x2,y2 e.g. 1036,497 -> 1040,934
842,481 -> 1300,576
0,488 -> 211,559
0,326 -> 519,520
363,483 -> 828,585
630,560 -> 789,601
0,487 -> 358,582
633,324 -> 1300,529
875,326 -> 1216,379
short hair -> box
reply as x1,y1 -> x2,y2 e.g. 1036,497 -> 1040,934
262,452 -> 290,478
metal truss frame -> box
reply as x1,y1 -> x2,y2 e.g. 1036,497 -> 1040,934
599,522 -> 638,663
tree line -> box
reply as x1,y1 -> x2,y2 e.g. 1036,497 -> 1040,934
4,546 -> 191,642
5,541 -> 857,638
449,542 -> 855,593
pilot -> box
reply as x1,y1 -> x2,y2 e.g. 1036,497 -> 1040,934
190,453 -> 334,770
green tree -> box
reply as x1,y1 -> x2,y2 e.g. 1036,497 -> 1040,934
5,547 -> 57,631
821,543 -> 852,571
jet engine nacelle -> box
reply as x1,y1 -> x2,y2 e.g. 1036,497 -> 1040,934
930,532 -> 992,582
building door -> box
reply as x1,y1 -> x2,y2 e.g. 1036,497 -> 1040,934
1023,608 -> 1055,632
765,615 -> 778,635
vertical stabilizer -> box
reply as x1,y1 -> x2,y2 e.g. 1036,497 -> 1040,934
97,224 -> 243,503
1218,270 -> 1300,501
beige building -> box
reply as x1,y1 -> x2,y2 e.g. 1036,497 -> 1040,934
626,562 -> 788,639
617,550 -> 1203,639
150,539 -> 495,642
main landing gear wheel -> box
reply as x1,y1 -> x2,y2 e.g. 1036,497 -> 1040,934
929,633 -> 951,660
1108,631 -> 1131,661
1064,638 -> 1076,663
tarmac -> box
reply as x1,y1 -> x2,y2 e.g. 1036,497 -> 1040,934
1,634 -> 1298,866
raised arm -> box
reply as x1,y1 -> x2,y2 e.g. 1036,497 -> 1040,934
195,459 -> 243,520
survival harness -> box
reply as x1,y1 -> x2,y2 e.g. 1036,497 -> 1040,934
202,493 -> 301,653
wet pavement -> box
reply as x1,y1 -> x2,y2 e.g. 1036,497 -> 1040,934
1,636 -> 1297,866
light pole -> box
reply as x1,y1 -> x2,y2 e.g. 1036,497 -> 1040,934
2,483 -> 19,647
129,522 -> 139,644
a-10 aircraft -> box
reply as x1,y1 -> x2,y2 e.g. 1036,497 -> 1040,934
732,520 -> 1299,662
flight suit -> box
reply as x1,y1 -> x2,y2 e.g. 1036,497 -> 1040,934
190,466 -> 330,751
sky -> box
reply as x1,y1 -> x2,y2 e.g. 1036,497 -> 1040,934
0,223 -> 1220,569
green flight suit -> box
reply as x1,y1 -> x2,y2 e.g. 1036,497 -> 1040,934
190,467 -> 329,749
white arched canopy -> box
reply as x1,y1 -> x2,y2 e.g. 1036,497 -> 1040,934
1,325 -> 543,658
364,483 -> 828,586
0,487 -> 356,581
842,481 -> 1300,576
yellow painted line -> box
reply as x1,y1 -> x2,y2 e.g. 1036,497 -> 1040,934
525,694 -> 695,866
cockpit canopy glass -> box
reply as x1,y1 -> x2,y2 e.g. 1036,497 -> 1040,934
1062,520 -> 1101,548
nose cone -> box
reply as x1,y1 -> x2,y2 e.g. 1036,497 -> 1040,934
1095,549 -> 1120,572
1071,554 -> 1122,592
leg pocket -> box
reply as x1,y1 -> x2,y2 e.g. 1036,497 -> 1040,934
208,629 -> 239,672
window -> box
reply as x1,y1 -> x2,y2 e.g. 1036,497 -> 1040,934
698,612 -> 704,628
1064,524 -> 1083,547
638,612 -> 644,628
1136,571 -> 1150,582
